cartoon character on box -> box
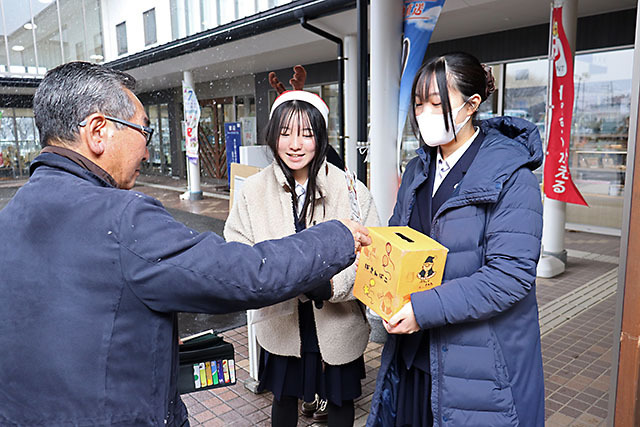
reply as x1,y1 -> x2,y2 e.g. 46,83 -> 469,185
363,279 -> 375,304
380,292 -> 394,317
379,291 -> 411,318
417,255 -> 436,282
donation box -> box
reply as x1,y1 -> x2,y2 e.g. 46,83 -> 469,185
353,226 -> 448,322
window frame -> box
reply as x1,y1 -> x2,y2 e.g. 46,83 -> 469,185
116,21 -> 128,55
143,8 -> 157,47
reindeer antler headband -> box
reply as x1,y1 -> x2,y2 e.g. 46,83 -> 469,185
268,65 -> 329,126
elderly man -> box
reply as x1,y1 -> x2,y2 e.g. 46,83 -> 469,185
0,62 -> 369,426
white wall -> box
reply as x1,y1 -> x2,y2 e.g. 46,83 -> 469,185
100,0 -> 173,61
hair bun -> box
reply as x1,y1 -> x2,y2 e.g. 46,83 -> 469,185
482,63 -> 496,99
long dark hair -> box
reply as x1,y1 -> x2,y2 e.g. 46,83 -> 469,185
408,52 -> 495,145
264,100 -> 329,222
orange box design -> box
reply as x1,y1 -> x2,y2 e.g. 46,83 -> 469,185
353,226 -> 448,322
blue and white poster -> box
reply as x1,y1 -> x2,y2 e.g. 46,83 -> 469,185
397,1 -> 446,168
224,122 -> 242,185
182,81 -> 201,165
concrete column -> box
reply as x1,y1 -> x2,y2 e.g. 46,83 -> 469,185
370,0 -> 403,224
344,34 -> 358,172
183,71 -> 203,200
538,0 -> 577,278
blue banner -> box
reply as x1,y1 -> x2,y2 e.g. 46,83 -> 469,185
224,122 -> 242,185
397,1 -> 446,150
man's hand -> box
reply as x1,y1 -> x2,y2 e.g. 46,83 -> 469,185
384,301 -> 420,334
338,219 -> 372,252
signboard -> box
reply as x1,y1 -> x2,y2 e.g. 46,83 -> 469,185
543,6 -> 587,206
182,81 -> 201,165
397,0 -> 446,171
224,122 -> 242,185
241,117 -> 256,146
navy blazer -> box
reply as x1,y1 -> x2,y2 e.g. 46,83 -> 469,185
403,130 -> 485,370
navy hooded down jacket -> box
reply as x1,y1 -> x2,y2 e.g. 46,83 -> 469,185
367,117 -> 545,426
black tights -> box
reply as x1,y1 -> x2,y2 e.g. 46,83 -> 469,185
270,396 -> 355,427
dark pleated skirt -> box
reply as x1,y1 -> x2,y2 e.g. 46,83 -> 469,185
395,344 -> 433,427
257,300 -> 365,406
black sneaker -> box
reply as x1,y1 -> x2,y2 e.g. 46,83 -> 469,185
300,395 -> 320,417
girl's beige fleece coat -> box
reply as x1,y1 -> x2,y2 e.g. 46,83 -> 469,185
224,160 -> 381,365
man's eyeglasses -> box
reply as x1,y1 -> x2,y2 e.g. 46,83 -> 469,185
79,115 -> 154,146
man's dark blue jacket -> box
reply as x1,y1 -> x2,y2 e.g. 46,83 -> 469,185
0,152 -> 355,426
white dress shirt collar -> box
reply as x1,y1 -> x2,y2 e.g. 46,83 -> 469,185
433,127 -> 480,196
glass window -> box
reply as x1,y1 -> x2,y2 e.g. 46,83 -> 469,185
58,0 -> 86,62
237,0 -> 256,19
0,3 -> 9,72
235,95 -> 256,145
218,0 -> 236,25
143,8 -> 157,46
505,58 -> 548,130
143,103 -> 172,174
28,0 -> 61,73
0,108 -> 18,177
83,0 -> 104,62
116,21 -> 127,55
477,64 -> 501,120
170,0 -> 180,39
501,48 -> 633,231
146,104 -> 161,171
566,48 -> 632,230
160,104 -> 171,169
201,0 -> 219,31
5,0 -> 38,74
15,108 -> 39,167
321,84 -> 340,155
75,41 -> 84,60
185,0 -> 201,35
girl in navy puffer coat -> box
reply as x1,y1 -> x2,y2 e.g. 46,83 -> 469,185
367,52 -> 544,426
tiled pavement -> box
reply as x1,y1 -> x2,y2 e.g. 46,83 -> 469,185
140,175 -> 621,426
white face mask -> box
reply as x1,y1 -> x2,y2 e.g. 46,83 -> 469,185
416,101 -> 471,147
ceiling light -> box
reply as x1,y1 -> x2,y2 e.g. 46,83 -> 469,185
24,23 -> 37,30
89,54 -> 104,61
12,45 -> 25,52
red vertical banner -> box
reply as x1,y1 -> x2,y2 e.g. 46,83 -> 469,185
544,7 -> 588,206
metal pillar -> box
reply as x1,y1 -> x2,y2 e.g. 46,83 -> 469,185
344,34 -> 358,172
299,17 -> 345,161
369,0 -> 402,224
356,0 -> 368,183
183,71 -> 203,200
538,0 -> 577,278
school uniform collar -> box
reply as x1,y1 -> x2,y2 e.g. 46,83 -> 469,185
271,159 -> 330,201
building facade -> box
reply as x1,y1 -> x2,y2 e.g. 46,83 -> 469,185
0,0 -> 637,234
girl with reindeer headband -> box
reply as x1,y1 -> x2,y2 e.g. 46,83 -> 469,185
224,66 -> 380,427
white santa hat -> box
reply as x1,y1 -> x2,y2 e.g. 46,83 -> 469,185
269,90 -> 329,127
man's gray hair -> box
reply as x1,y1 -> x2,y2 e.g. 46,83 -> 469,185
33,61 -> 137,147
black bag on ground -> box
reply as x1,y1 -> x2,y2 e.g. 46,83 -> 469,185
178,331 -> 236,394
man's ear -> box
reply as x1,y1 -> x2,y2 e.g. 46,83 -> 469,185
79,113 -> 108,156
